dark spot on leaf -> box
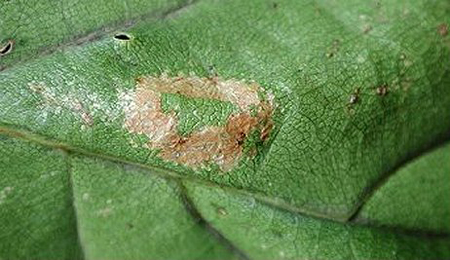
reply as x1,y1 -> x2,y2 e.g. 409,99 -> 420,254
376,85 -> 388,96
272,2 -> 278,9
114,33 -> 131,41
236,132 -> 246,145
363,24 -> 373,34
326,39 -> 341,58
0,40 -> 13,56
126,223 -> 134,229
271,229 -> 283,238
208,64 -> 218,77
438,23 -> 448,37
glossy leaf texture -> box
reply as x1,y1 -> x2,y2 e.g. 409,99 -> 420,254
1,0 -> 449,259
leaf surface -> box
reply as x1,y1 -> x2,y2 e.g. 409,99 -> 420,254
1,0 -> 449,259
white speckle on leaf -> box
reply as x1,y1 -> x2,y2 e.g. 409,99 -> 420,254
28,82 -> 120,127
97,207 -> 113,217
0,186 -> 14,205
403,59 -> 413,67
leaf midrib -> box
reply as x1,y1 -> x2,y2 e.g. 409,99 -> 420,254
177,180 -> 250,260
1,123 -> 450,239
65,152 -> 86,260
0,123 -> 346,222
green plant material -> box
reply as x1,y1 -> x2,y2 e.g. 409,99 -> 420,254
356,143 -> 450,234
160,93 -> 238,135
0,139 -> 82,259
0,0 -> 189,69
1,0 -> 449,259
70,155 -> 237,260
184,181 -> 450,260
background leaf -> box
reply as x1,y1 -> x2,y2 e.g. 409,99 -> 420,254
1,0 -> 449,259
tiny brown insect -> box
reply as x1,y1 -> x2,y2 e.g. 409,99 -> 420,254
236,132 -> 246,145
363,24 -> 373,34
217,207 -> 228,216
376,85 -> 388,96
349,94 -> 358,104
349,88 -> 360,105
438,23 -> 448,37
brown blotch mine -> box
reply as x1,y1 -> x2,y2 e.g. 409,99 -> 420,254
120,73 -> 274,171
438,23 -> 448,37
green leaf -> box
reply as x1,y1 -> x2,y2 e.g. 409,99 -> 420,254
356,143 -> 450,234
1,0 -> 449,259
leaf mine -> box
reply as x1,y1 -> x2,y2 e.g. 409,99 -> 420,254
119,73 -> 274,171
28,83 -> 94,127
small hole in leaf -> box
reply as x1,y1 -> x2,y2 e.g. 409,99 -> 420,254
0,40 -> 13,56
114,33 -> 131,41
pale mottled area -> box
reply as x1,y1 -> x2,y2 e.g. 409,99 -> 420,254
27,82 -> 113,127
119,74 -> 274,171
136,73 -> 262,110
119,87 -> 176,143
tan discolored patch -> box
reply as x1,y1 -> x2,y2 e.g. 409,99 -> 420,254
438,23 -> 448,37
135,73 -> 261,110
120,73 -> 274,171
